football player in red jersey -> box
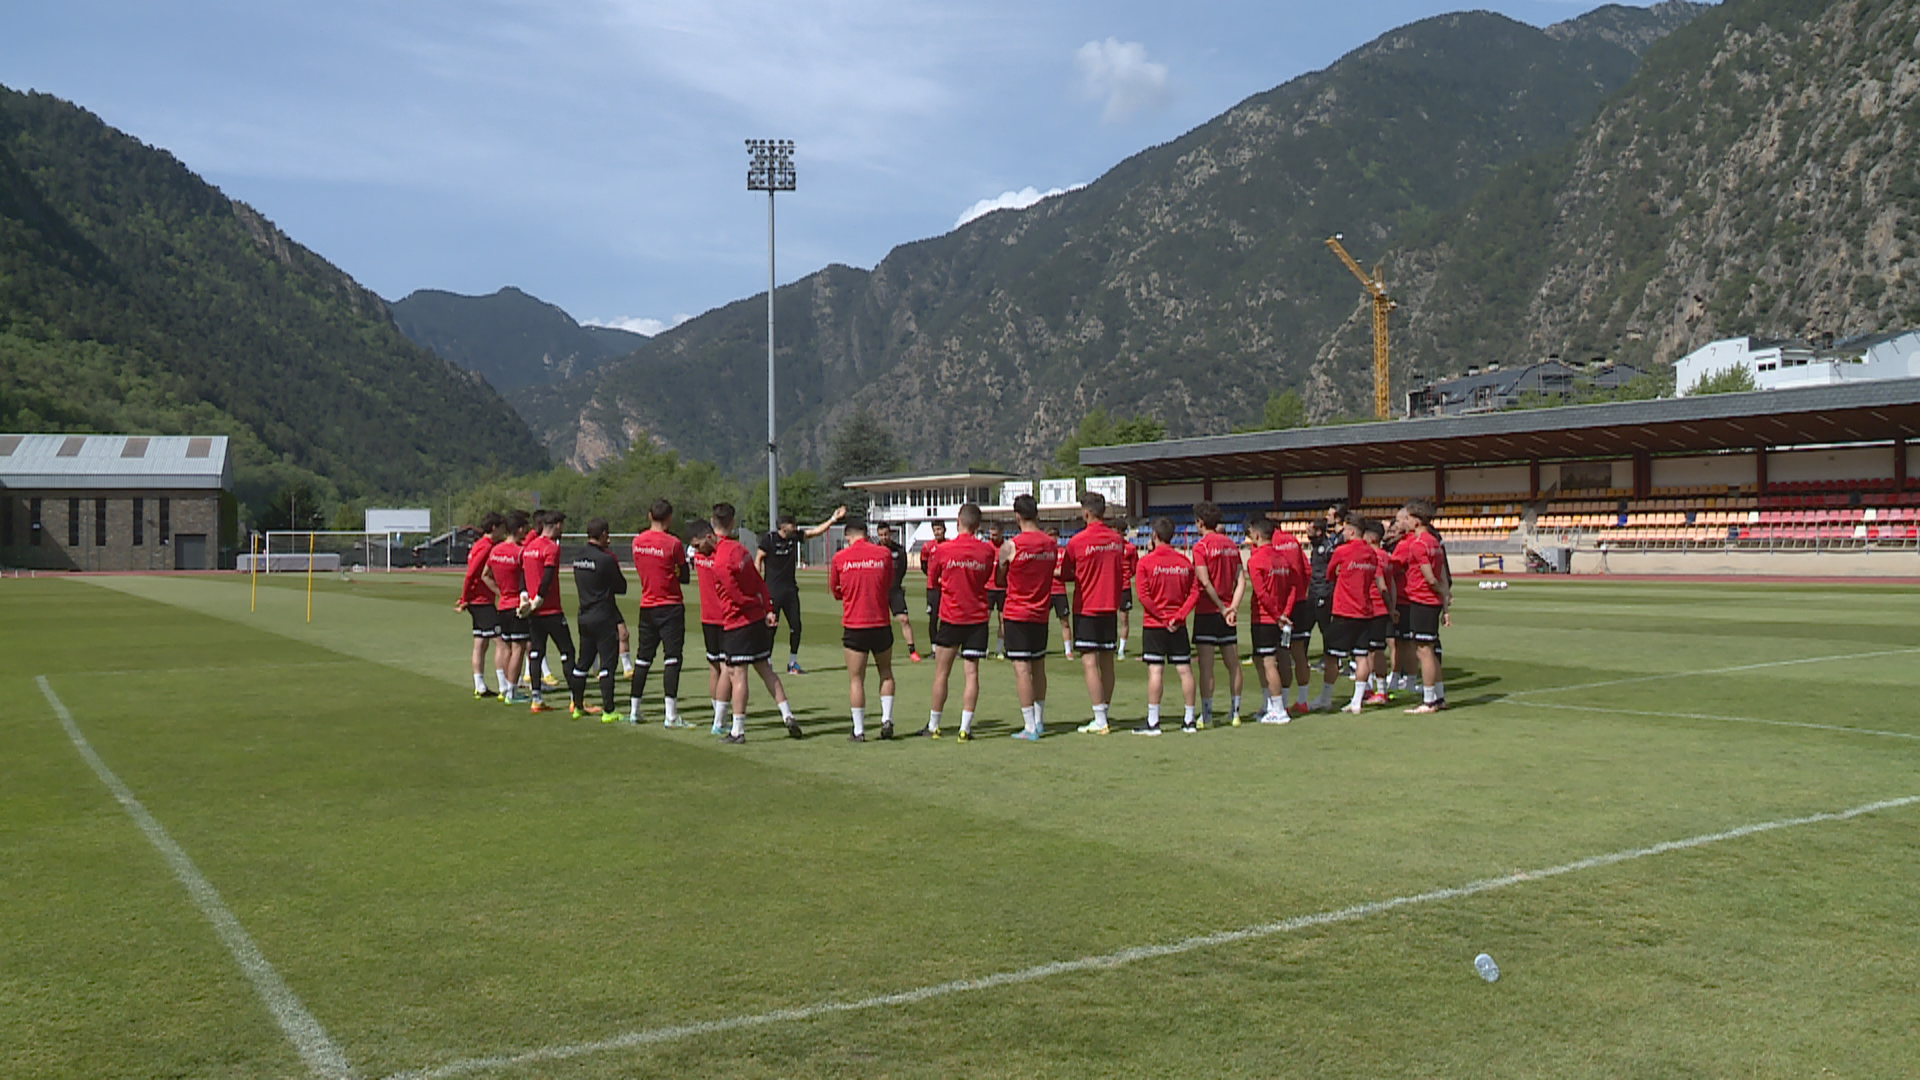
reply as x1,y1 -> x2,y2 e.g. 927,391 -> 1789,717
1245,517 -> 1307,724
521,510 -> 578,714
455,511 -> 505,698
484,509 -> 531,704
1061,491 -> 1128,734
1396,498 -> 1452,713
1132,516 -> 1200,735
1047,525 -> 1072,659
709,502 -> 799,742
922,503 -> 997,741
628,498 -> 691,726
686,520 -> 731,733
1190,501 -> 1247,726
830,519 -> 898,741
999,494 -> 1057,740
1325,517 -> 1393,714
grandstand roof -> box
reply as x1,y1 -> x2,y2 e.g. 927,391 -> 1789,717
0,434 -> 233,491
1081,378 -> 1920,482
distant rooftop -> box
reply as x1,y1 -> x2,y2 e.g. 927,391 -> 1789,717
841,469 -> 1018,489
0,434 -> 233,491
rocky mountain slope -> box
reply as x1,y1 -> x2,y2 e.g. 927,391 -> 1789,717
517,3 -> 1705,475
390,286 -> 646,393
0,86 -> 549,513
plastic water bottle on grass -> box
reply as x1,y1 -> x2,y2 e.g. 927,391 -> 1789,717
1474,953 -> 1500,982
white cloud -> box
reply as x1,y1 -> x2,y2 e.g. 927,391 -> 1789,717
1074,37 -> 1170,122
954,184 -> 1086,229
586,313 -> 694,337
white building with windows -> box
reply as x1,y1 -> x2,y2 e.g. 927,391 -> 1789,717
842,471 -> 1134,548
1675,331 -> 1920,396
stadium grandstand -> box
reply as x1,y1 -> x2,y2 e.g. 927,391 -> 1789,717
1079,379 -> 1920,575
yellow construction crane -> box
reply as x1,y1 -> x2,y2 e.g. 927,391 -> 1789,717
1325,234 -> 1396,420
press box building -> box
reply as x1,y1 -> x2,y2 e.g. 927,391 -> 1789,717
0,434 -> 237,571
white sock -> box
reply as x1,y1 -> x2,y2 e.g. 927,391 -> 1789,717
1183,704 -> 1196,725
496,668 -> 510,694
1021,704 -> 1037,733
629,697 -> 641,721
1147,703 -> 1161,727
619,651 -> 631,669
731,714 -> 746,737
542,657 -> 554,677
1423,684 -> 1438,704
1093,703 -> 1109,726
712,699 -> 727,726
664,697 -> 679,723
1118,637 -> 1127,658
1036,700 -> 1046,728
928,709 -> 942,733
851,706 -> 866,737
1350,684 -> 1367,709
789,651 -> 799,668
473,673 -> 487,692
778,700 -> 794,721
881,695 -> 895,723
960,709 -> 974,734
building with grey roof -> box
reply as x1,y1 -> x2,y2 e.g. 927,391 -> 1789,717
0,434 -> 236,570
1405,360 -> 1647,417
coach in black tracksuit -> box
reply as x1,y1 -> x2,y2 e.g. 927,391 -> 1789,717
569,517 -> 627,715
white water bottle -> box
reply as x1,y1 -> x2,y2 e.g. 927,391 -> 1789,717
1474,953 -> 1500,982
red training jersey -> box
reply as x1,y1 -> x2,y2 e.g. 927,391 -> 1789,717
1245,542 -> 1292,625
1001,529 -> 1058,623
929,532 -> 996,625
918,539 -> 941,584
631,529 -> 687,608
1367,543 -> 1393,616
830,539 -> 895,630
1327,541 -> 1382,619
461,534 -> 496,607
1269,533 -> 1310,616
1062,520 -> 1129,616
692,548 -> 720,626
1191,531 -> 1241,615
708,537 -> 771,630
489,538 -> 524,611
1135,543 -> 1198,630
521,534 -> 564,616
1400,531 -> 1445,606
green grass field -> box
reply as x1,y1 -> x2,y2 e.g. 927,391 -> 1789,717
6,570 -> 1918,1079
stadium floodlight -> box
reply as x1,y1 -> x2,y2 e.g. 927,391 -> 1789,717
747,139 -> 796,531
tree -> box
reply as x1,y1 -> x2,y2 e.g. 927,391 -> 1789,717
1246,389 -> 1307,431
1687,365 -> 1757,396
824,408 -> 904,487
252,482 -> 329,532
1050,407 -> 1167,478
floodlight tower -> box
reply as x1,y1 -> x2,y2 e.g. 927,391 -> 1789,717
746,138 -> 796,530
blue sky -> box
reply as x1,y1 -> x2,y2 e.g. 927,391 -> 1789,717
2,0 -> 1662,335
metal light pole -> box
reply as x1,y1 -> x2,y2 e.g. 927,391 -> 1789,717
746,138 -> 795,531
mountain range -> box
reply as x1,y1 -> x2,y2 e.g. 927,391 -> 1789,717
0,85 -> 549,514
389,287 -> 646,394
505,1 -> 1715,476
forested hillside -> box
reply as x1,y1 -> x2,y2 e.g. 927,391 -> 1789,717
514,3 -> 1705,476
390,286 -> 645,393
0,86 -> 549,515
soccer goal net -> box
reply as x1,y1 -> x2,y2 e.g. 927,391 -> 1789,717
247,531 -> 432,572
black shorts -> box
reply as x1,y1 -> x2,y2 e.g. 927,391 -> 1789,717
702,622 -> 725,664
469,604 -> 500,638
1405,602 -> 1443,643
1367,615 -> 1393,653
987,588 -> 1006,612
933,620 -> 990,659
634,605 -> 686,663
1119,593 -> 1134,612
1192,612 -> 1237,648
1003,619 -> 1049,661
888,586 -> 909,617
1141,625 -> 1191,665
842,625 -> 895,656
1395,605 -> 1415,641
1072,612 -> 1119,652
1250,622 -> 1288,657
722,622 -> 775,666
496,609 -> 530,642
1051,594 -> 1071,620
1287,599 -> 1317,646
926,589 -> 942,616
1324,614 -> 1367,658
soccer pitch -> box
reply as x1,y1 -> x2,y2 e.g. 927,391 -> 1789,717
7,572 -> 1918,1079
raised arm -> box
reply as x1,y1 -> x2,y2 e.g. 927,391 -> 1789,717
803,505 -> 848,539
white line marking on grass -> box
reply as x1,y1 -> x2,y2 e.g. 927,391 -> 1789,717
384,794 -> 1919,1080
1505,646 -> 1920,699
1502,700 -> 1920,741
37,676 -> 356,1080
88,660 -> 359,679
